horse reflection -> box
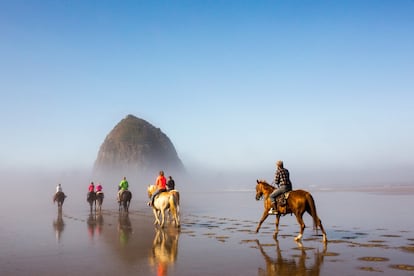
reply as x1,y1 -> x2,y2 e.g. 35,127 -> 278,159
118,213 -> 132,246
148,227 -> 180,276
87,213 -> 104,239
255,240 -> 326,276
52,209 -> 65,242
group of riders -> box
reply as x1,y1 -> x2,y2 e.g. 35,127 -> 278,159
54,171 -> 177,207
54,160 -> 290,214
148,171 -> 175,207
87,182 -> 104,200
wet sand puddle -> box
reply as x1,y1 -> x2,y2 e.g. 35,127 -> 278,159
44,191 -> 414,275
177,212 -> 414,275
50,205 -> 414,275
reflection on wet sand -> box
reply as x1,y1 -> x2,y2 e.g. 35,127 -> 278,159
254,239 -> 326,276
52,209 -> 65,242
149,227 -> 180,276
87,213 -> 104,239
118,213 -> 132,246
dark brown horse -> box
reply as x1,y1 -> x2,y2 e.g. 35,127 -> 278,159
119,190 -> 132,212
255,180 -> 327,242
53,191 -> 67,209
96,192 -> 104,212
87,192 -> 97,212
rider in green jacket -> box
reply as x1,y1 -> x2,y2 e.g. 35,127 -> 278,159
117,177 -> 129,202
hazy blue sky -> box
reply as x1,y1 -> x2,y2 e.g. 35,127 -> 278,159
1,1 -> 413,185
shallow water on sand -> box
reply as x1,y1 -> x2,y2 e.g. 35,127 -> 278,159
0,183 -> 413,275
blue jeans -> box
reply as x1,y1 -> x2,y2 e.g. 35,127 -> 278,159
269,185 -> 291,203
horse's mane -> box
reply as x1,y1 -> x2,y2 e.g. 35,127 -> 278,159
257,179 -> 274,188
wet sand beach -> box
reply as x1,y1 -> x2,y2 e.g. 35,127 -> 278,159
0,184 -> 413,276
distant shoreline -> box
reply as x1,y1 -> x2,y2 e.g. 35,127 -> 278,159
311,184 -> 414,195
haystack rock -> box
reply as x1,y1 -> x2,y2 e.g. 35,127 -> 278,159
93,115 -> 184,177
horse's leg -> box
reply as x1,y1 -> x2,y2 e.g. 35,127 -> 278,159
255,211 -> 269,233
152,208 -> 160,225
175,209 -> 180,228
318,218 -> 328,243
294,213 -> 306,241
169,196 -> 180,227
160,209 -> 166,228
169,207 -> 179,227
273,214 -> 281,240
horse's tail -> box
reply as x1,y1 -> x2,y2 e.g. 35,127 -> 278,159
174,191 -> 180,211
175,190 -> 180,205
168,194 -> 178,214
305,192 -> 319,232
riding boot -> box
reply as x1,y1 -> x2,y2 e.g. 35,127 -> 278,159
269,202 -> 278,214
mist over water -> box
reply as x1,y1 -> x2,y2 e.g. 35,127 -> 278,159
2,161 -> 413,207
1,165 -> 414,275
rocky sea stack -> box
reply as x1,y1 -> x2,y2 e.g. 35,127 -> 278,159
93,115 -> 184,178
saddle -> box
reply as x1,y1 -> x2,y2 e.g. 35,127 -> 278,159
276,191 -> 291,207
154,190 -> 167,199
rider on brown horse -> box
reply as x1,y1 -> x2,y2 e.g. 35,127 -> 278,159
269,160 -> 292,214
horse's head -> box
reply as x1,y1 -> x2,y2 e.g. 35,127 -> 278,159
147,184 -> 156,198
255,179 -> 273,200
255,180 -> 264,200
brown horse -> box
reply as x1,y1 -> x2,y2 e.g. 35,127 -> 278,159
53,191 -> 67,209
87,192 -> 97,212
255,180 -> 327,242
119,190 -> 132,212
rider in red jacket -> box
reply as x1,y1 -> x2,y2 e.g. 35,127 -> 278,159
148,171 -> 167,206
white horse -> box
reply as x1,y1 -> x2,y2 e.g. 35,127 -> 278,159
147,185 -> 180,228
